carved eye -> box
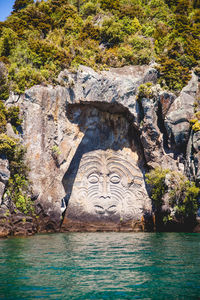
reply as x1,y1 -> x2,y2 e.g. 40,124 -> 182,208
107,205 -> 117,213
94,205 -> 104,214
88,174 -> 99,184
110,174 -> 121,184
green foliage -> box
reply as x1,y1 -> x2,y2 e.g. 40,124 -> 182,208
0,0 -> 199,93
9,65 -> 48,94
81,1 -> 100,17
52,145 -> 61,155
121,17 -> 142,35
100,17 -> 124,45
79,19 -> 100,40
0,27 -> 17,57
192,121 -> 200,132
0,100 -> 32,215
5,140 -> 34,215
117,1 -> 145,20
146,167 -> 200,223
0,112 -> 7,133
168,173 -> 199,221
146,167 -> 169,209
194,66 -> 200,77
137,82 -> 154,100
0,100 -> 22,133
0,133 -> 16,157
0,62 -> 9,100
100,0 -> 120,11
190,115 -> 200,132
6,106 -> 22,132
12,0 -> 34,12
7,173 -> 34,215
157,57 -> 192,91
0,100 -> 22,150
182,182 -> 199,219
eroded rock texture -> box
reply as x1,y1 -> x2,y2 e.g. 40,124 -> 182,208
1,65 -> 199,234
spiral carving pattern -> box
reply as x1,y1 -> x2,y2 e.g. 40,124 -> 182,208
66,150 -> 150,222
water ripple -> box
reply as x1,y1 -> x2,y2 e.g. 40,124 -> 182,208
0,232 -> 200,299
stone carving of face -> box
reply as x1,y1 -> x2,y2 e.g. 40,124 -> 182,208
65,150 -> 150,223
86,166 -> 123,219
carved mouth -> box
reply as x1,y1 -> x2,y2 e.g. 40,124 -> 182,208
94,205 -> 117,215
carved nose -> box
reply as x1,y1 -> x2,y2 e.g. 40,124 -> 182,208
101,176 -> 110,197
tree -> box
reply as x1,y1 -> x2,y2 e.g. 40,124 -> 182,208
77,0 -> 80,12
0,63 -> 9,100
51,0 -> 69,10
193,0 -> 200,8
100,0 -> 120,10
12,0 -> 34,12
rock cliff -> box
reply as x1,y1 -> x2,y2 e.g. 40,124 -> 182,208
1,65 -> 200,236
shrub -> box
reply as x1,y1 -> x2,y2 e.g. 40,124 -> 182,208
79,19 -> 100,40
100,17 -> 124,45
192,120 -> 200,132
118,45 -> 134,65
4,138 -> 35,215
12,0 -> 34,12
0,101 -> 32,216
0,62 -> 9,100
182,182 -> 199,219
0,113 -> 7,134
121,17 -> 141,35
9,65 -> 46,94
46,28 -> 66,47
8,174 -> 34,215
157,57 -> 192,91
169,176 -> 199,222
137,82 -> 154,99
0,133 -> 16,157
97,49 -> 117,67
0,0 -> 199,93
52,145 -> 61,155
0,28 -> 17,57
146,167 -> 169,210
0,100 -> 22,133
194,65 -> 200,77
7,106 -> 22,132
81,1 -> 100,18
129,34 -> 152,51
117,2 -> 145,20
100,0 -> 120,11
146,168 -> 200,223
195,111 -> 200,120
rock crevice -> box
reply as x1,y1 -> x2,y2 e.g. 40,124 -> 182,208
1,65 -> 199,235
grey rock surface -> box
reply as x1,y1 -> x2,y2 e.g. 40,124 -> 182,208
0,159 -> 10,203
2,65 -> 199,233
165,92 -> 195,152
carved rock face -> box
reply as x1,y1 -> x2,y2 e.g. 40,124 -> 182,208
65,149 -> 150,223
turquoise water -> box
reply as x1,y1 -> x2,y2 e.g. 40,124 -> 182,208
0,233 -> 200,299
